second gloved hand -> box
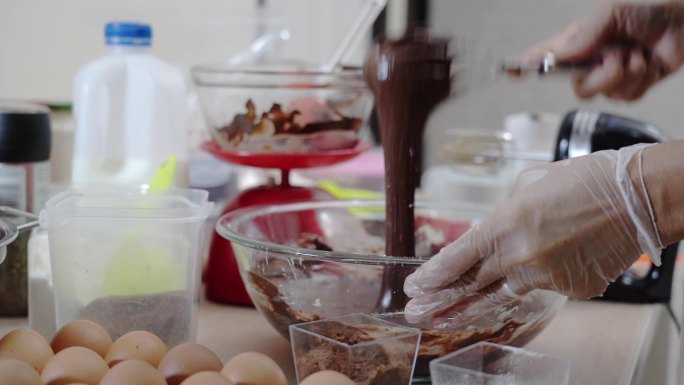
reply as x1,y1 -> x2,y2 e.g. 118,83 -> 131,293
512,2 -> 684,100
403,144 -> 664,328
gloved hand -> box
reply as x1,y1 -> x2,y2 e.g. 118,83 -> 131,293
512,1 -> 684,100
403,144 -> 664,328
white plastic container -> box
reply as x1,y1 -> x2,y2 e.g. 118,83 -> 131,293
41,187 -> 213,346
72,22 -> 189,187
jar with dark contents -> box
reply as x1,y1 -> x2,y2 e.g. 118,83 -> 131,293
0,102 -> 51,316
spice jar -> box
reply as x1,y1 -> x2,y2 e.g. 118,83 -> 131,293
0,101 -> 51,316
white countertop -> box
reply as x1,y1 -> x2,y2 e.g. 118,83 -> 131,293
0,298 -> 674,385
197,299 -> 672,385
528,300 -> 666,385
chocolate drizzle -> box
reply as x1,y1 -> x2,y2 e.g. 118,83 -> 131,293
364,29 -> 452,311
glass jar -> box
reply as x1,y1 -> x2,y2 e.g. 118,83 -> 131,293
0,101 -> 51,316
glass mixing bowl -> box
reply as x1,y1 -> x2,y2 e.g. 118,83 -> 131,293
191,64 -> 373,154
216,200 -> 566,377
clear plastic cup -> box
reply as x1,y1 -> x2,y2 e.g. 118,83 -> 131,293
430,342 -> 571,385
41,187 -> 213,346
290,313 -> 421,385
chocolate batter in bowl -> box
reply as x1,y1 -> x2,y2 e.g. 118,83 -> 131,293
216,200 -> 566,380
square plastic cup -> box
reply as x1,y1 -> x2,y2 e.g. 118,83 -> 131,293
289,313 -> 421,384
430,342 -> 571,385
42,187 -> 213,346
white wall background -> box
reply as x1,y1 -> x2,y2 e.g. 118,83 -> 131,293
426,0 -> 684,168
0,0 -> 369,102
3,0 -> 681,165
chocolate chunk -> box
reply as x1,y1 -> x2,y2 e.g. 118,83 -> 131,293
293,320 -> 412,385
298,234 -> 334,251
217,99 -> 361,143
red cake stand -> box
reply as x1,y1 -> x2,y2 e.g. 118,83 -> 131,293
202,140 -> 371,305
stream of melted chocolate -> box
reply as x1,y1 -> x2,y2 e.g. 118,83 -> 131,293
364,30 -> 452,311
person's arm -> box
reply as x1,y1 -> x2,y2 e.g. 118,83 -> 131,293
639,141 -> 684,245
400,0 -> 684,329
403,141 -> 684,328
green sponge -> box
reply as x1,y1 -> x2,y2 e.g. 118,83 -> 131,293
101,238 -> 185,296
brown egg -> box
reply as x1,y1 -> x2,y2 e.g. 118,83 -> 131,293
0,328 -> 54,372
0,358 -> 42,385
180,371 -> 235,385
105,330 -> 167,367
41,346 -> 108,385
51,320 -> 113,358
158,343 -> 224,385
300,371 -> 355,385
221,352 -> 287,385
100,359 -> 166,385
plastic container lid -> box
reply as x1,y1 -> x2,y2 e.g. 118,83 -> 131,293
0,101 -> 51,163
42,187 -> 213,226
105,22 -> 152,46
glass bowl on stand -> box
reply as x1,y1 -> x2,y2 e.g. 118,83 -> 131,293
192,64 -> 374,305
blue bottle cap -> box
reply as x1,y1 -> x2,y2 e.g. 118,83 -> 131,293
105,22 -> 152,46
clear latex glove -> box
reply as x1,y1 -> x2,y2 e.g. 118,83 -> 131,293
512,1 -> 684,100
404,144 -> 664,328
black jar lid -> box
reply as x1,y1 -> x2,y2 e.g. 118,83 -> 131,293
0,101 -> 51,163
